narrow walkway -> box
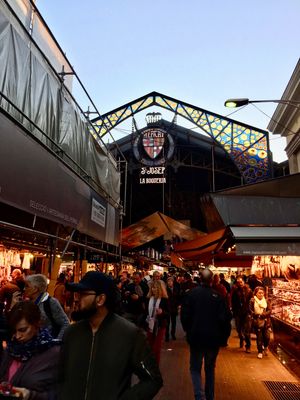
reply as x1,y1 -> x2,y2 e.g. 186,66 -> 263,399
155,321 -> 299,400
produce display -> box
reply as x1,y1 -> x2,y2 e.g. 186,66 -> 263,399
271,279 -> 300,328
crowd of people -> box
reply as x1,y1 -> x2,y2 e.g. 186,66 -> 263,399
0,266 -> 272,400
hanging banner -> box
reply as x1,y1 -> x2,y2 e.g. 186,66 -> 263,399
0,112 -> 119,246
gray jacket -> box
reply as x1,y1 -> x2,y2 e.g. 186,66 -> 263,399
38,294 -> 69,340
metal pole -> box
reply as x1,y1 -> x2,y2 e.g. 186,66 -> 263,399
119,206 -> 124,264
162,148 -> 165,213
211,144 -> 215,192
61,229 -> 76,258
162,181 -> 165,214
122,160 -> 128,215
49,225 -> 59,276
0,220 -> 118,257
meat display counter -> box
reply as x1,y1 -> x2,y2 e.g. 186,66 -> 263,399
270,279 -> 300,361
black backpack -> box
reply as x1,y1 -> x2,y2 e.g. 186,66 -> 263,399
43,297 -> 60,338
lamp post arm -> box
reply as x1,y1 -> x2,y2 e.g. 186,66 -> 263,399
225,98 -> 300,109
251,99 -> 300,106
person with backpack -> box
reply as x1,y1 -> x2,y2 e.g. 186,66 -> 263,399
24,274 -> 69,340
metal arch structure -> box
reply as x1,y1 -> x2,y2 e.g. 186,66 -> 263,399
92,91 -> 271,183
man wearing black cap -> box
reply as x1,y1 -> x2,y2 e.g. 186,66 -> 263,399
59,271 -> 163,400
181,268 -> 229,400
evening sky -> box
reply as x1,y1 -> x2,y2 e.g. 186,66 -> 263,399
37,0 -> 300,162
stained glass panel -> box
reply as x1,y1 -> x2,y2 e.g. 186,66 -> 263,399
92,92 -> 270,183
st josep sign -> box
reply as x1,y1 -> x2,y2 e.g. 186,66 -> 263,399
133,126 -> 174,184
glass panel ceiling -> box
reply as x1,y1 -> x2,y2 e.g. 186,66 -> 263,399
92,91 -> 270,183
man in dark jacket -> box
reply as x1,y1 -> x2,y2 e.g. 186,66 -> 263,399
0,269 -> 25,313
181,268 -> 229,400
231,275 -> 253,352
60,271 -> 162,400
123,271 -> 149,328
219,273 -> 231,294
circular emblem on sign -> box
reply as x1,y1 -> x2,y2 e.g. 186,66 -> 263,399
133,128 -> 174,166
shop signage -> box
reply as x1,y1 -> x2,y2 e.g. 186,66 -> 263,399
87,252 -> 103,263
91,198 -> 106,227
236,242 -> 300,256
0,112 -> 119,246
133,128 -> 174,185
139,166 -> 166,184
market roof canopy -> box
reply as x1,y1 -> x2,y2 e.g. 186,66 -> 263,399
232,226 -> 300,256
121,212 -> 204,249
174,228 -> 227,261
92,91 -> 271,183
173,225 -> 300,263
213,172 -> 300,198
171,228 -> 252,268
172,174 -> 300,265
201,173 -> 300,233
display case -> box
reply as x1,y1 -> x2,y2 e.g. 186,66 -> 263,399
270,279 -> 300,361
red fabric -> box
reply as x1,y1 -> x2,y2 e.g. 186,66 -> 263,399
147,327 -> 166,365
8,359 -> 22,382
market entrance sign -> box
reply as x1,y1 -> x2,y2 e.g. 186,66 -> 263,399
133,127 -> 174,184
142,129 -> 165,159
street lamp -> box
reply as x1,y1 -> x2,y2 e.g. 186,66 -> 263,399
224,98 -> 300,109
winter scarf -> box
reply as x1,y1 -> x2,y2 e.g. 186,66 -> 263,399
147,297 -> 161,333
254,296 -> 267,315
7,328 -> 55,361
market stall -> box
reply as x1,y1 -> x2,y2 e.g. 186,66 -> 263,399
252,255 -> 300,361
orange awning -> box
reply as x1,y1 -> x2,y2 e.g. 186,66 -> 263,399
173,228 -> 253,267
174,228 -> 227,261
121,212 -> 204,249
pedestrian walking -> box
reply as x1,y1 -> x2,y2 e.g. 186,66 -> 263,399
122,271 -> 149,328
165,277 -> 180,341
181,268 -> 230,400
249,286 -> 272,359
60,271 -> 163,400
219,273 -> 231,294
231,275 -> 252,352
53,273 -> 67,310
0,268 -> 25,314
24,274 -> 69,340
146,279 -> 169,364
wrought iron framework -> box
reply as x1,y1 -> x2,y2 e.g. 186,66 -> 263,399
92,91 -> 271,183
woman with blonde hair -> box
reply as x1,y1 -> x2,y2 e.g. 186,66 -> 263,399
146,280 -> 169,364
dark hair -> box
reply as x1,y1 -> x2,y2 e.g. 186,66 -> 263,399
236,275 -> 245,282
105,283 -> 120,312
8,301 -> 41,331
58,273 -> 66,283
254,286 -> 265,296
